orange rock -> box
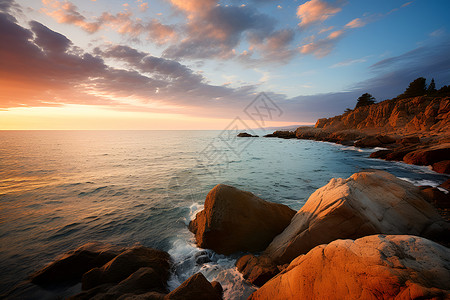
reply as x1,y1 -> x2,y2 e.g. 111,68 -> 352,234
433,160 -> 450,174
264,171 -> 449,265
403,146 -> 450,165
189,184 -> 295,255
249,235 -> 450,300
236,255 -> 279,286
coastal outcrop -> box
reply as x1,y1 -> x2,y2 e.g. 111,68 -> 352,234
264,170 -> 449,265
237,132 -> 259,137
249,235 -> 450,300
189,184 -> 296,255
290,96 -> 450,173
263,131 -> 296,139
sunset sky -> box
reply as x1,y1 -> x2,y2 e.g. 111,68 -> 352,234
1,0 -> 450,129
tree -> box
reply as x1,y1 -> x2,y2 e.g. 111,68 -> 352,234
427,78 -> 436,95
355,93 -> 376,109
344,108 -> 353,114
398,77 -> 427,99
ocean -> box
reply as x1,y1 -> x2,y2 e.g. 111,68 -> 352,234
0,130 -> 448,299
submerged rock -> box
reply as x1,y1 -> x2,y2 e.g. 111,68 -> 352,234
264,170 -> 449,265
189,184 -> 295,255
30,242 -> 125,286
249,235 -> 450,300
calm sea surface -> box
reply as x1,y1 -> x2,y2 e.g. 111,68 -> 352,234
0,130 -> 448,299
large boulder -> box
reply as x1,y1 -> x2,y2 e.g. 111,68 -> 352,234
264,170 -> 449,264
30,242 -> 125,286
249,235 -> 450,300
189,184 -> 296,255
82,246 -> 171,291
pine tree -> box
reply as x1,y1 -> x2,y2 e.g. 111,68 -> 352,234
355,93 -> 376,109
398,77 -> 427,99
427,78 -> 436,95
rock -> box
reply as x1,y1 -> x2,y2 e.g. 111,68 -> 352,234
236,255 -> 279,287
433,160 -> 450,174
403,146 -> 450,166
369,149 -> 392,159
165,273 -> 221,300
210,281 -> 223,297
30,242 -> 125,286
237,132 -> 258,137
375,134 -> 396,144
120,292 -> 166,300
263,131 -> 296,139
354,136 -> 382,148
397,136 -> 420,144
189,184 -> 295,255
440,179 -> 450,191
249,235 -> 450,300
82,246 -> 171,291
264,170 -> 449,265
420,187 -> 450,209
108,267 -> 167,295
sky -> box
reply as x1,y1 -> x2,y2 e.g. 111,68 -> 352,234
1,0 -> 450,130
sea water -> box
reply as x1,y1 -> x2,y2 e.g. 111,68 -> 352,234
0,130 -> 448,299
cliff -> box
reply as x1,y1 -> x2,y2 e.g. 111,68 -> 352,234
315,96 -> 450,137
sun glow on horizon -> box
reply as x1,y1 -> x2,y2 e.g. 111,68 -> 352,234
0,105 -> 310,130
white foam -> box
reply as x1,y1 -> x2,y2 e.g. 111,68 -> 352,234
167,234 -> 257,299
398,177 -> 441,187
189,202 -> 204,221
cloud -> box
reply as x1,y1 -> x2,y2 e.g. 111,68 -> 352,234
42,0 -> 101,33
42,0 -> 176,44
345,18 -> 365,28
318,26 -> 334,34
299,29 -> 345,58
296,0 -> 342,27
163,4 -> 279,60
0,10 -> 263,118
330,57 -> 367,68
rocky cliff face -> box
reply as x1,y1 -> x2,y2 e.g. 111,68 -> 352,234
315,96 -> 450,136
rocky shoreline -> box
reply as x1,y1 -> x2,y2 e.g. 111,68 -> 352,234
17,96 -> 450,299
21,170 -> 450,299
258,96 -> 450,176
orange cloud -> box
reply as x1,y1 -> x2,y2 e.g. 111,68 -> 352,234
345,18 -> 365,28
169,0 -> 216,16
299,29 -> 345,58
42,0 -> 176,44
297,0 -> 342,27
42,0 -> 100,33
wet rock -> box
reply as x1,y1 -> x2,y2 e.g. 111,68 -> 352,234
236,255 -> 279,287
165,273 -> 221,300
249,235 -> 450,300
189,184 -> 295,255
82,246 -> 171,291
30,242 -> 125,287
